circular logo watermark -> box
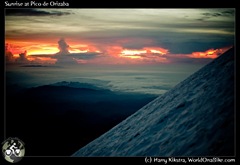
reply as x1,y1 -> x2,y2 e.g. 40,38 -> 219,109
2,137 -> 25,163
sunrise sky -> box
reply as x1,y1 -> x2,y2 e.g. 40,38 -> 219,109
5,8 -> 235,65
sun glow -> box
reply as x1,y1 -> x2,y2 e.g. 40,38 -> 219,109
121,49 -> 147,55
5,37 -> 233,65
146,47 -> 169,55
120,47 -> 169,59
28,48 -> 59,55
190,46 -> 232,59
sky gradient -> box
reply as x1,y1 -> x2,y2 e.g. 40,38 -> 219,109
5,8 -> 235,65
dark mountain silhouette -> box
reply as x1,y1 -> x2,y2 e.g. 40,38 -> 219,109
6,82 -> 156,156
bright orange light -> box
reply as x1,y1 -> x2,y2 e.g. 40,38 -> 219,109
150,50 -> 162,53
6,39 -> 59,56
13,54 -> 19,58
190,46 -> 232,59
121,49 -> 147,55
122,55 -> 142,59
120,47 -> 168,60
145,47 -> 169,55
207,50 -> 216,55
70,49 -> 88,53
28,48 -> 59,55
120,49 -> 146,59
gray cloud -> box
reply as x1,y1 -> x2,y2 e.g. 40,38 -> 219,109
166,55 -> 213,64
202,12 -> 222,17
221,10 -> 235,16
54,53 -> 101,65
16,51 -> 30,64
198,9 -> 235,21
5,9 -> 72,16
57,38 -> 70,55
54,39 -> 101,65
70,53 -> 101,60
159,40 -> 234,54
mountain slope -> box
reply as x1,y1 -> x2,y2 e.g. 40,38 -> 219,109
72,47 -> 235,156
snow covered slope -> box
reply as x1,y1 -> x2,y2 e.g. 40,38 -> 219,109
72,47 -> 235,156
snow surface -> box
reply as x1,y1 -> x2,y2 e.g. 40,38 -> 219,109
72,48 -> 234,156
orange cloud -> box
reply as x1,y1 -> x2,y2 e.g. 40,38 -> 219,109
144,47 -> 169,55
26,56 -> 57,64
189,46 -> 232,59
117,47 -> 169,64
121,49 -> 147,56
105,46 -> 123,57
6,39 -> 58,56
5,42 -> 26,55
29,47 -> 59,55
5,37 -> 233,65
119,47 -> 169,60
69,45 -> 101,54
6,37 -> 170,64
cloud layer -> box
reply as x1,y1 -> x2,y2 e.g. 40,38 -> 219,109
5,38 -> 232,65
5,9 -> 235,65
5,9 -> 71,16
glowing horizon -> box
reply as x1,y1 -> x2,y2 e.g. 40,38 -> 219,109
5,9 -> 234,65
6,39 -> 232,65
